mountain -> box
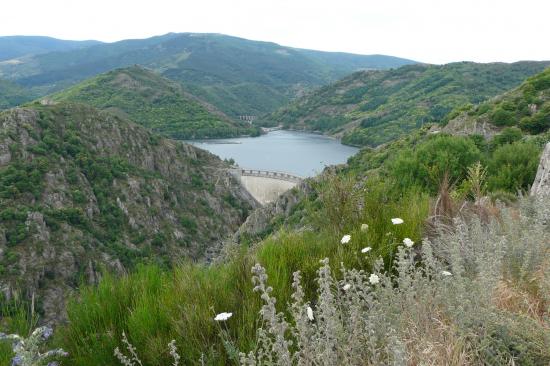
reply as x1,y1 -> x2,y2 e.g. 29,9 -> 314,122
262,61 -> 550,146
0,78 -> 35,109
0,33 -> 416,117
50,66 -> 260,139
443,66 -> 550,136
0,102 -> 257,321
0,36 -> 101,61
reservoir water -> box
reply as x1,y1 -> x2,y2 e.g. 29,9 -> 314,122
189,130 -> 359,177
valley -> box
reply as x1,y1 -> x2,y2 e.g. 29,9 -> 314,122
0,26 -> 549,366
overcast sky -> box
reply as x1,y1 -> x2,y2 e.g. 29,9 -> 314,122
1,0 -> 549,64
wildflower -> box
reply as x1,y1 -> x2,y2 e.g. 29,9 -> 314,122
340,234 -> 351,244
361,246 -> 372,253
369,273 -> 380,284
214,312 -> 233,321
403,238 -> 414,248
360,223 -> 369,231
306,306 -> 314,321
441,271 -> 452,277
343,284 -> 351,291
391,218 -> 404,225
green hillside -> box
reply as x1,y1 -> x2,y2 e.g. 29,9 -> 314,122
0,78 -> 35,109
0,102 -> 256,323
50,66 -> 260,139
262,61 -> 550,146
444,66 -> 550,135
0,33 -> 415,117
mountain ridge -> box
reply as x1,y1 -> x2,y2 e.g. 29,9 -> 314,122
0,33 -> 416,116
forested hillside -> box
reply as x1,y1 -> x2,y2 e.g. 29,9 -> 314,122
0,102 -> 256,322
444,66 -> 550,136
0,33 -> 415,117
50,66 -> 260,139
262,61 -> 550,146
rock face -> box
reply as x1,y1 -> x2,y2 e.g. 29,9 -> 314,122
0,102 -> 258,322
531,142 -> 550,197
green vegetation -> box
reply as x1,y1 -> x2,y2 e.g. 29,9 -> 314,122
51,66 -> 260,139
0,79 -> 35,109
262,62 -> 550,146
0,33 -> 414,117
348,129 -> 543,196
0,102 -> 254,324
51,173 -> 429,365
447,67 -> 550,135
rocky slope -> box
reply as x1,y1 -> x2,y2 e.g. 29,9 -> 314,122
50,66 -> 260,139
262,61 -> 550,146
0,102 -> 257,321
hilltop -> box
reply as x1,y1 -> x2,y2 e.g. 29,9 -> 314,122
0,102 -> 257,322
50,66 -> 260,139
0,33 -> 415,116
262,61 -> 550,146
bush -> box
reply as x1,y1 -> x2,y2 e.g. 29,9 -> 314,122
389,134 -> 481,193
487,141 -> 541,192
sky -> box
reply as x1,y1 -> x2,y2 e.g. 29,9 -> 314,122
1,0 -> 549,64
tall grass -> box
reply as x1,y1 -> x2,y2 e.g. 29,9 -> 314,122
0,293 -> 39,365
55,174 -> 430,365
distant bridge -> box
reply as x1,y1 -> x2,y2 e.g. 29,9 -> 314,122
232,169 -> 303,205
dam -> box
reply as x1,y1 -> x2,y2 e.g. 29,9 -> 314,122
232,169 -> 302,205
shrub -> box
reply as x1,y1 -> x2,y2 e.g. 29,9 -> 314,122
487,141 -> 541,192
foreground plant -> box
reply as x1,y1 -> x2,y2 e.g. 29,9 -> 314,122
114,331 -> 182,366
240,197 -> 550,365
0,326 -> 68,366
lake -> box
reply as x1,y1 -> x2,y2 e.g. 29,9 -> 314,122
188,130 -> 359,177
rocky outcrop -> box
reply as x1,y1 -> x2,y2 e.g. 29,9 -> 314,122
531,142 -> 550,197
0,102 -> 258,322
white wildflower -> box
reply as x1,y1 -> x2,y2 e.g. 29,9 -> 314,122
369,273 -> 380,284
214,312 -> 233,321
361,246 -> 372,253
441,271 -> 452,277
403,238 -> 414,248
391,218 -> 404,225
306,306 -> 314,321
360,223 -> 369,231
343,284 -> 351,291
340,234 -> 351,244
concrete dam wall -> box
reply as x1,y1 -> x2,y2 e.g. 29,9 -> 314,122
233,169 -> 302,205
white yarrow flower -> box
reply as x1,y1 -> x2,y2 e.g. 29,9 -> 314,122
361,246 -> 372,253
340,234 -> 351,244
214,312 -> 233,321
360,223 -> 369,231
403,238 -> 414,247
369,273 -> 380,284
306,306 -> 314,321
391,218 -> 404,225
343,284 -> 351,291
441,271 -> 452,277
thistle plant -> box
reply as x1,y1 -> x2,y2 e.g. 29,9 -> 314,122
0,326 -> 68,366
